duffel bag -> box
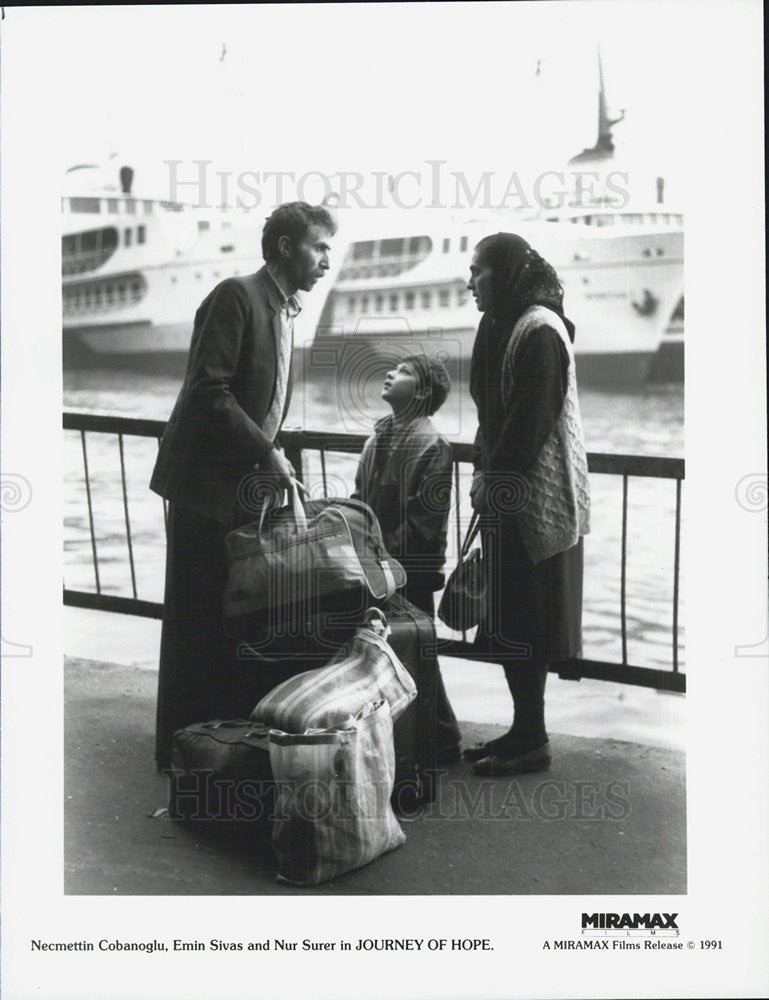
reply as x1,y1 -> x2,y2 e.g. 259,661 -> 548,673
223,480 -> 406,640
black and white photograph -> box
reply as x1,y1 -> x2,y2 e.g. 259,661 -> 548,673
0,2 -> 767,998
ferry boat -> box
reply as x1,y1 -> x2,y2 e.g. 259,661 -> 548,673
312,53 -> 683,386
62,62 -> 684,386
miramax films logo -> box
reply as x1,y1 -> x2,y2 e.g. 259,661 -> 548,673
582,912 -> 679,930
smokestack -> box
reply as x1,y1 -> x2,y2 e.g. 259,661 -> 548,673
120,165 -> 134,195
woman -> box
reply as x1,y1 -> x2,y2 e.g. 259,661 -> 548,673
464,232 -> 590,775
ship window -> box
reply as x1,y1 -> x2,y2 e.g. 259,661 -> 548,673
124,199 -> 136,215
442,238 -> 450,253
375,294 -> 384,311
94,288 -> 103,305
118,284 -> 126,302
220,245 -> 234,253
198,220 -> 210,232
352,241 -> 374,260
389,293 -> 399,312
107,198 -> 119,213
421,290 -> 431,308
457,286 -> 468,305
360,296 -> 370,313
347,296 -> 356,313
460,236 -> 468,252
380,238 -> 404,258
130,280 -> 141,298
143,200 -> 154,214
124,229 -> 132,247
84,289 -> 93,306
404,291 -> 415,309
106,286 -> 114,304
408,236 -> 430,255
137,225 -> 146,245
70,197 -> 101,213
439,289 -> 450,307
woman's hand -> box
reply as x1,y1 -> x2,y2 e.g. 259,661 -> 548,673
470,471 -> 487,513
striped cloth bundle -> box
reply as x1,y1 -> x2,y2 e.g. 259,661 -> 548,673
269,700 -> 406,885
251,625 -> 417,733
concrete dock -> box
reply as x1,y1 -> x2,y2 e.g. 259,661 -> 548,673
65,656 -> 685,896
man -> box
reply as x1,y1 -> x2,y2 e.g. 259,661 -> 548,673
150,202 -> 336,770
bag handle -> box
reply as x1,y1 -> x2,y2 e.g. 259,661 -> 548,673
258,477 -> 309,539
460,512 -> 481,558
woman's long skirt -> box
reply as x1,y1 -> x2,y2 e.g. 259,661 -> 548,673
474,516 -> 584,664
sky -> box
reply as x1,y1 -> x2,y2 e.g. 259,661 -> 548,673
8,2 -> 698,204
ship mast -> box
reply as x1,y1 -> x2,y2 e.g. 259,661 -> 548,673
569,45 -> 625,164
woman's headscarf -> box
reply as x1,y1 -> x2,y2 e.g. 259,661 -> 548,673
469,232 -> 575,410
474,232 -> 573,339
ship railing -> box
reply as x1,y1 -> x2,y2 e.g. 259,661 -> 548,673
337,254 -> 430,282
62,248 -> 118,276
63,411 -> 685,693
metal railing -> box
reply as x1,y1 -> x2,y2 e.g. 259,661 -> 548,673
63,411 -> 685,693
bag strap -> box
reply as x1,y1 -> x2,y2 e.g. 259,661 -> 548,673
258,476 -> 309,540
460,512 -> 481,558
325,505 -> 393,600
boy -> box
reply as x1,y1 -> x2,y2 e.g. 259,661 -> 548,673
353,354 -> 461,762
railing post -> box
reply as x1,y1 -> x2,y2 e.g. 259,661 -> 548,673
621,474 -> 628,666
673,477 -> 682,673
118,433 -> 138,599
80,429 -> 101,595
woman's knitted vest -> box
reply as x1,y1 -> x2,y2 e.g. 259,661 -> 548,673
502,305 -> 591,564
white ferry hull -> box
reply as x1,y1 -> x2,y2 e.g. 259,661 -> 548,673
62,210 -> 684,386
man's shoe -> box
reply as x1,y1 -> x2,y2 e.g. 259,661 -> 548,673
437,743 -> 462,764
471,741 -> 552,776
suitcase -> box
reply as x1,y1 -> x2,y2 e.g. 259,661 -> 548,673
383,594 -> 438,808
228,594 -> 439,811
168,719 -> 275,824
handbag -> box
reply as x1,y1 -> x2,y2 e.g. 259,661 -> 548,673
437,512 -> 487,631
269,700 -> 406,886
223,480 -> 406,640
251,611 -> 417,732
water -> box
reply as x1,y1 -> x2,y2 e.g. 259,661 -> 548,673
63,363 -> 684,671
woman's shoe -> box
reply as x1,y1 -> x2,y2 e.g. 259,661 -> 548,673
462,741 -> 496,763
472,741 -> 552,776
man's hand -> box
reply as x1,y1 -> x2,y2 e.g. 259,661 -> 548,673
259,447 -> 295,493
470,471 -> 487,513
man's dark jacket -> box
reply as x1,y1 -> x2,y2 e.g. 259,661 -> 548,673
150,266 -> 290,523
